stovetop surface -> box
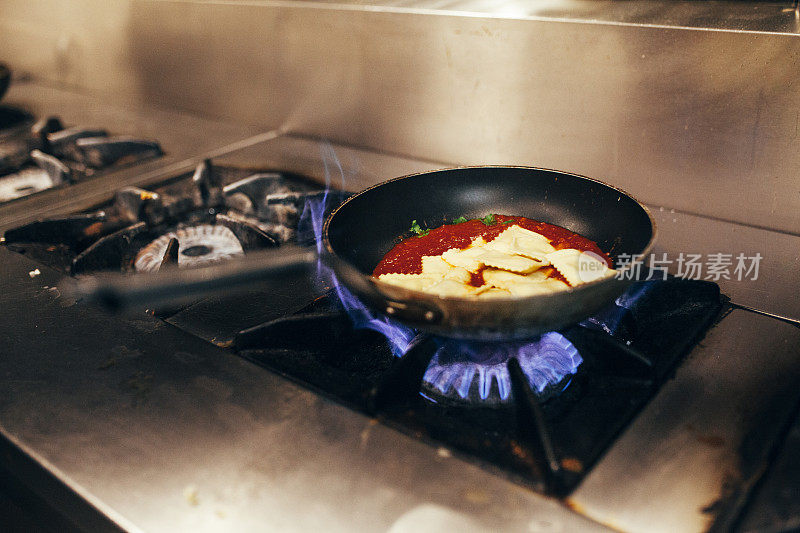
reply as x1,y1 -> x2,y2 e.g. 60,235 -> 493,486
0,152 -> 729,498
1,82 -> 800,533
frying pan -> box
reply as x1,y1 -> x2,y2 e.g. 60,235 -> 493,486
75,166 -> 656,341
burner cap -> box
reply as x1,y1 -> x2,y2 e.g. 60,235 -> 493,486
134,224 -> 244,272
0,167 -> 56,202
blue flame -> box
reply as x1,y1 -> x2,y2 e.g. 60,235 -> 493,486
299,142 -> 416,356
423,332 -> 582,401
581,280 -> 657,336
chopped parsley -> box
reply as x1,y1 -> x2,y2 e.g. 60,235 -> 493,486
410,214 -> 507,235
409,219 -> 430,237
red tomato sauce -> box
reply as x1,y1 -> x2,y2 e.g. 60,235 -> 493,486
372,215 -> 611,286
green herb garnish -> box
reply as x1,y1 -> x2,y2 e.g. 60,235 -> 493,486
409,219 -> 430,236
502,219 -> 515,224
452,216 -> 468,224
480,213 -> 496,226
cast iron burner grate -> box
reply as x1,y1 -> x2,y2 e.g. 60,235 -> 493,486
3,160 -> 336,275
0,114 -> 162,203
235,277 -> 724,495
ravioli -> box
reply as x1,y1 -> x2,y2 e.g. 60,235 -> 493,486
441,242 -> 486,272
374,216 -> 616,299
482,269 -> 567,297
547,248 -> 616,286
482,225 -> 555,261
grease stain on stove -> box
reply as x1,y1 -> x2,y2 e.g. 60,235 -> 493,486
526,517 -> 564,532
462,488 -> 490,505
699,472 -> 743,532
113,345 -> 142,359
173,350 -> 202,365
314,399 -> 353,443
183,484 -> 200,507
359,418 -> 378,448
685,423 -> 725,448
212,402 -> 256,428
97,356 -> 120,370
210,337 -> 233,349
193,375 -> 233,400
123,370 -> 153,405
83,221 -> 104,237
560,457 -> 584,474
35,285 -> 61,302
563,498 -> 586,516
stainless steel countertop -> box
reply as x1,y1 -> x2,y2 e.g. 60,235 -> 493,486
2,82 -> 800,532
572,308 -> 800,532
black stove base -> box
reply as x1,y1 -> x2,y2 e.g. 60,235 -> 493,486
235,277 -> 724,495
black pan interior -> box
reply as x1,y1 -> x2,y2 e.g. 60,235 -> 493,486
326,167 -> 653,274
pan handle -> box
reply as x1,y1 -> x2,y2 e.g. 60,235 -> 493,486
69,247 -> 317,311
359,277 -> 444,326
382,298 -> 443,325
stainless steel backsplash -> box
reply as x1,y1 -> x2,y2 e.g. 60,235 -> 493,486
1,0 -> 798,234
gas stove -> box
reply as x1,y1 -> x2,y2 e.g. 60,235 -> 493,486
2,158 -> 726,495
1,94 -> 800,533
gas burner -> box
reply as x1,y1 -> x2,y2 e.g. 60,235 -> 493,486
134,224 -> 244,272
421,332 -> 583,405
74,136 -> 162,170
0,116 -> 64,176
223,172 -> 326,243
0,113 -> 161,203
0,148 -> 72,201
0,167 -> 57,201
2,159 -> 329,275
